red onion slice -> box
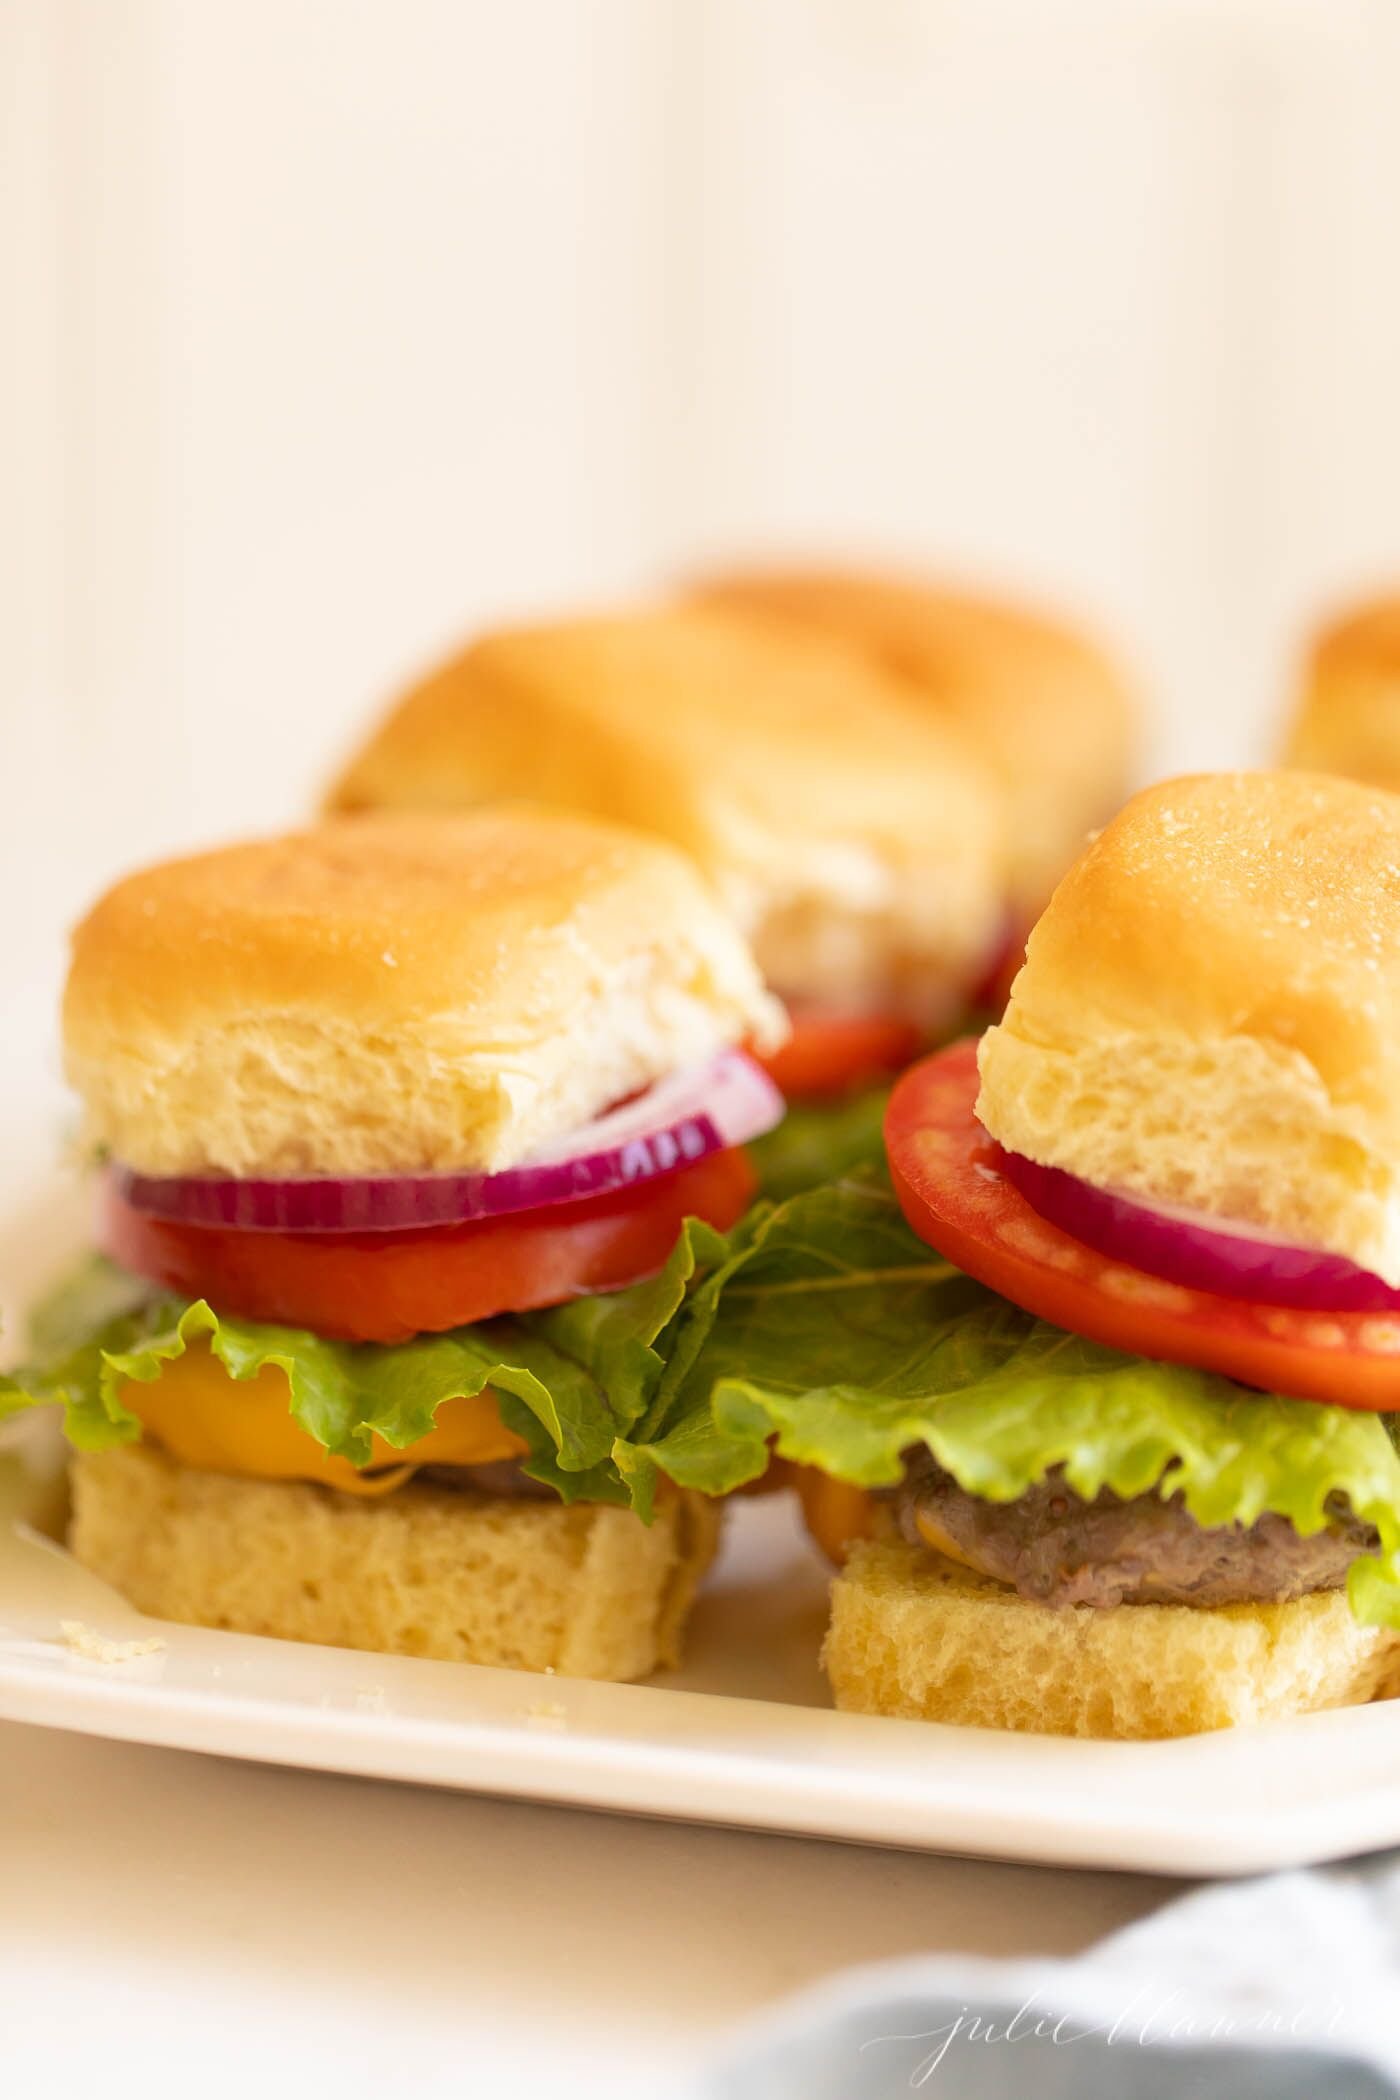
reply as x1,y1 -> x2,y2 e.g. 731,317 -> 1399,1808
998,1144 -> 1400,1312
113,1050 -> 784,1235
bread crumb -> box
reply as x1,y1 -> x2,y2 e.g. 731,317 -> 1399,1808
521,1699 -> 569,1731
59,1619 -> 165,1664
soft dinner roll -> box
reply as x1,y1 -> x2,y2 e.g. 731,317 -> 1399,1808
977,771 -> 1400,1286
826,1540 -> 1400,1739
692,567 -> 1135,915
325,608 -> 1006,1022
72,1444 -> 721,1682
1284,593 -> 1400,792
64,805 -> 781,1179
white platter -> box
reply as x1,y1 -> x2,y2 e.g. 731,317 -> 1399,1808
2,1164 -> 1400,1880
5,1427 -> 1400,1878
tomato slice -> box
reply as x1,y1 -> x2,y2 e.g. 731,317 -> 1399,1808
100,1147 -> 756,1345
754,1011 -> 924,1101
886,1039 -> 1400,1411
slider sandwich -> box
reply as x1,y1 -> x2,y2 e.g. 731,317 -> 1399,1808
1,807 -> 786,1679
693,565 -> 1136,959
1283,590 -> 1400,792
325,607 -> 1007,1192
673,774 -> 1400,1736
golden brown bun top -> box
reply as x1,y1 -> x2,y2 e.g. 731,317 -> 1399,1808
693,566 -> 1136,912
1306,595 -> 1400,691
324,608 -> 1008,1016
327,607 -> 998,844
67,806 -> 758,1030
999,770 -> 1400,1089
64,807 -> 781,1178
977,771 -> 1400,1281
1284,590 -> 1400,793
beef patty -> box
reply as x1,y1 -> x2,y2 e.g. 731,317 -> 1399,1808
897,1452 -> 1379,1609
419,1459 -> 558,1498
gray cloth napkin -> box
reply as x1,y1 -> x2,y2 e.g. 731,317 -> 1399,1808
701,1856 -> 1400,2098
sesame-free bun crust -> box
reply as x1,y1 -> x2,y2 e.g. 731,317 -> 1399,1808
826,1540 -> 1400,1738
1284,593 -> 1400,792
71,1444 -> 720,1681
694,568 -> 1135,914
65,806 -> 780,1178
326,609 -> 1006,1020
977,771 -> 1400,1285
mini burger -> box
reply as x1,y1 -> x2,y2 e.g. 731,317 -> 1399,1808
1283,590 -> 1400,792
674,774 -> 1400,1737
323,608 -> 1007,1189
1,807 -> 786,1680
692,566 -> 1136,940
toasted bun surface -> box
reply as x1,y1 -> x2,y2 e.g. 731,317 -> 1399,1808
65,806 -> 780,1178
826,1540 -> 1400,1738
70,1444 -> 720,1681
694,569 -> 1135,914
1285,594 -> 1400,792
325,609 -> 1006,1020
977,771 -> 1400,1285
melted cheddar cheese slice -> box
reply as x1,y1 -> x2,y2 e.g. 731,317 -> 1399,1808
791,1463 -> 987,1576
791,1465 -> 878,1566
121,1345 -> 525,1497
912,1506 -> 991,1578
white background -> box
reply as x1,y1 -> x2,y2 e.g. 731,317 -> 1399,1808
7,0 -> 1400,969
3,3 -> 1400,2090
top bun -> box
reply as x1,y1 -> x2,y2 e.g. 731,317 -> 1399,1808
1283,593 -> 1400,792
325,608 -> 1006,1023
65,806 -> 782,1180
693,568 -> 1135,916
977,771 -> 1400,1286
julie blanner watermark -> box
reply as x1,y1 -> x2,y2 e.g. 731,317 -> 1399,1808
861,1985 -> 1352,2087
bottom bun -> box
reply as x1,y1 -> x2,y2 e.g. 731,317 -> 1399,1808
70,1443 -> 721,1683
825,1539 -> 1400,1739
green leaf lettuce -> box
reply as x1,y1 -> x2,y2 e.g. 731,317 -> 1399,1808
747,1086 -> 890,1201
0,1227 -> 728,1516
628,1175 -> 1400,1631
7,1177 -> 1400,1633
